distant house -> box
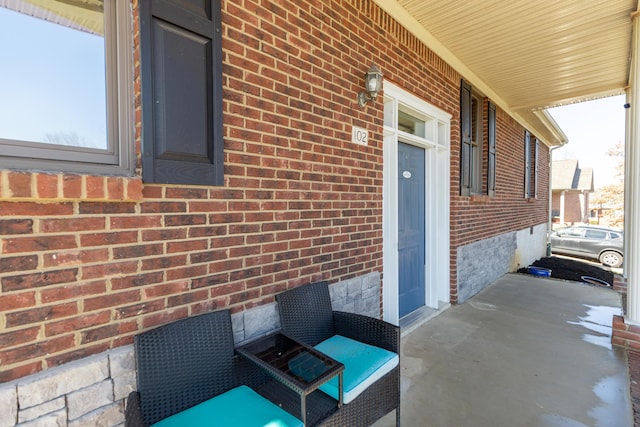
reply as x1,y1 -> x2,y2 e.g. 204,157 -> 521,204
551,160 -> 594,225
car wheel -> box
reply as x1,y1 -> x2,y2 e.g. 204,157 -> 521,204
600,251 -> 623,268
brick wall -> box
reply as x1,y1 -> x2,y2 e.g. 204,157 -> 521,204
552,191 -> 561,218
0,0 -> 550,388
611,277 -> 637,350
0,0 -> 389,384
563,191 -> 586,223
449,108 -> 550,302
613,315 -> 640,351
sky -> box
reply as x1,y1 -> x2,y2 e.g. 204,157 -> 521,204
547,94 -> 626,189
0,7 -> 106,148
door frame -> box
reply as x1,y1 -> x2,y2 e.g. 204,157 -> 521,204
382,82 -> 451,325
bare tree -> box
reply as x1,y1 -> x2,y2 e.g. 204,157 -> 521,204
43,132 -> 99,148
591,141 -> 624,227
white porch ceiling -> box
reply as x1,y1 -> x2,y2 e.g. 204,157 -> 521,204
374,0 -> 638,146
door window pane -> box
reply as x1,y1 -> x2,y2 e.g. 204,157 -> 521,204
398,110 -> 425,138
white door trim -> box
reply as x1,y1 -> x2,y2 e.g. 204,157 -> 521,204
382,82 -> 451,325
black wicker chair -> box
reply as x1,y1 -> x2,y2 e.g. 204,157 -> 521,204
124,309 -> 304,427
276,281 -> 401,426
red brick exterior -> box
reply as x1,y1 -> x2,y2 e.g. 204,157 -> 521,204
450,107 -> 550,301
552,190 -> 589,224
613,315 -> 640,351
0,0 -> 549,382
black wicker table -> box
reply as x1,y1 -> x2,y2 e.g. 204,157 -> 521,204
237,332 -> 344,426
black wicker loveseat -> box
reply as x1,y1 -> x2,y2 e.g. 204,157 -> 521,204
276,281 -> 401,426
124,309 -> 308,427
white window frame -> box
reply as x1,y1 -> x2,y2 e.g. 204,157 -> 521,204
0,1 -> 134,176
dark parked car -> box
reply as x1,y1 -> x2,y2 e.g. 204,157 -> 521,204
550,225 -> 624,268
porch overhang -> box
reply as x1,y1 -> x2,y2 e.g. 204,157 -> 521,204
374,0 -> 635,147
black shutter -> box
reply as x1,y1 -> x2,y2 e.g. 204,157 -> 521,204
140,0 -> 223,185
488,102 -> 496,197
524,130 -> 531,198
460,81 -> 472,196
534,138 -> 539,198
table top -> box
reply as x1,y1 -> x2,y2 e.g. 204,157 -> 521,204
237,332 -> 344,390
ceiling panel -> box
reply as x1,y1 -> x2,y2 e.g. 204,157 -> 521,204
377,0 -> 637,145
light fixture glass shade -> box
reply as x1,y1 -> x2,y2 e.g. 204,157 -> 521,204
358,63 -> 383,107
367,76 -> 378,92
364,64 -> 382,97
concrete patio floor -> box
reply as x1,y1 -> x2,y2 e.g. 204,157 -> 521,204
373,273 -> 632,427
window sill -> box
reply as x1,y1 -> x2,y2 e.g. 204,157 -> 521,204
526,197 -> 537,203
0,171 -> 143,202
470,195 -> 491,204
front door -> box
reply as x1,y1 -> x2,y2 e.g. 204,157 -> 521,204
398,142 -> 425,317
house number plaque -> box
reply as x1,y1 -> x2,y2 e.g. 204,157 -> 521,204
351,126 -> 368,146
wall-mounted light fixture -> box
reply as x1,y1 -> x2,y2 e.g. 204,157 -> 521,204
357,64 -> 383,107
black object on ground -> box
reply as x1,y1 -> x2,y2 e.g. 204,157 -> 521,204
519,256 -> 614,287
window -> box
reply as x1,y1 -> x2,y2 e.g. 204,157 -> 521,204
397,109 -> 426,137
585,230 -> 607,240
559,227 -> 584,237
0,0 -> 133,176
460,81 -> 495,196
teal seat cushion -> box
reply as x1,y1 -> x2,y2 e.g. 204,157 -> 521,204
314,335 -> 399,404
151,385 -> 303,427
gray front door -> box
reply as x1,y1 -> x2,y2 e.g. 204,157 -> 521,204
398,142 -> 426,317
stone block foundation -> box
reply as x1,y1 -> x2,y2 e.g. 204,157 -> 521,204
0,347 -> 134,427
